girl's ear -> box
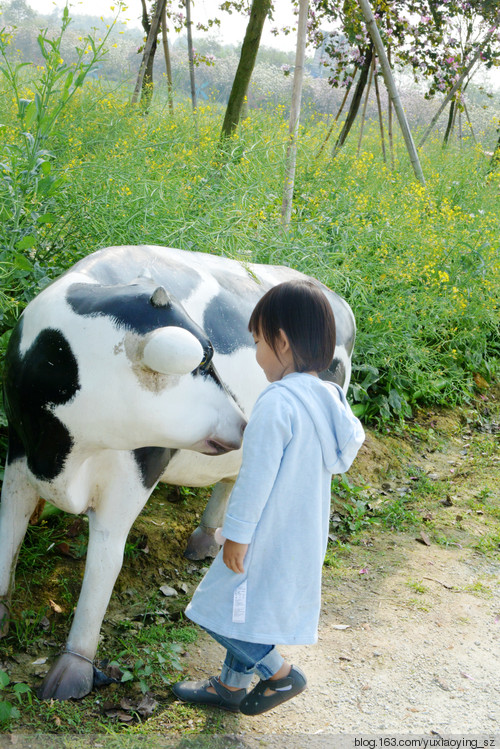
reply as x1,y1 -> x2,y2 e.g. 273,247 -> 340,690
277,328 -> 291,355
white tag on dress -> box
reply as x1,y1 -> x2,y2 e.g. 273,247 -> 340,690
232,580 -> 247,624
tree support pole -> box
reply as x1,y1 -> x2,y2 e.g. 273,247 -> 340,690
358,0 -> 425,185
131,0 -> 166,105
281,0 -> 309,229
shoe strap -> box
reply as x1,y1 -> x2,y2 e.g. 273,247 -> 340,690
209,676 -> 239,699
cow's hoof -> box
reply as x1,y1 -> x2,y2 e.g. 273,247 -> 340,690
38,652 -> 93,701
0,602 -> 10,638
184,526 -> 220,560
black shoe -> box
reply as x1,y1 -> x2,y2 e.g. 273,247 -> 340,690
172,676 -> 247,712
239,665 -> 307,715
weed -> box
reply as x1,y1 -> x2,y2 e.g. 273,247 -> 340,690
331,475 -> 374,537
406,579 -> 428,594
0,670 -> 31,727
375,496 -> 419,530
8,606 -> 51,650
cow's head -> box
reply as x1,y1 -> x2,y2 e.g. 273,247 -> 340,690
62,280 -> 247,455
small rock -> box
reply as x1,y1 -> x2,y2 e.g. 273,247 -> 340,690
159,585 -> 177,597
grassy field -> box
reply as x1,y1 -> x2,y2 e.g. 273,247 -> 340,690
0,74 -> 499,432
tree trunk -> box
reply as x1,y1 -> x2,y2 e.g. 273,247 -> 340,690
131,0 -> 166,106
488,130 -> 500,173
443,100 -> 456,147
220,0 -> 272,140
161,4 -> 174,113
357,56 -> 374,156
281,0 -> 309,228
462,99 -> 476,143
373,58 -> 387,162
185,0 -> 197,112
387,45 -> 394,166
316,77 -> 355,159
333,44 -> 373,157
358,0 -> 425,185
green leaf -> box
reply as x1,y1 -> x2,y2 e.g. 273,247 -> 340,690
37,213 -> 57,224
0,670 -> 9,689
0,701 -> 13,724
351,403 -> 368,418
120,670 -> 133,683
15,237 -> 36,253
23,101 -> 37,127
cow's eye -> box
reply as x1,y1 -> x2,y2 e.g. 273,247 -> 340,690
198,343 -> 214,372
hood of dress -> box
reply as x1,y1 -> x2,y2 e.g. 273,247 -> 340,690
270,373 -> 365,474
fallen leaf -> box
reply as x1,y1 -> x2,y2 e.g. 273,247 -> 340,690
66,518 -> 85,537
473,373 -> 489,389
31,657 -> 47,666
54,542 -> 75,558
49,599 -> 63,614
137,694 -> 158,717
119,697 -> 135,711
416,531 -> 431,546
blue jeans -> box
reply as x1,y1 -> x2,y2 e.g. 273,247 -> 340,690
203,627 -> 284,689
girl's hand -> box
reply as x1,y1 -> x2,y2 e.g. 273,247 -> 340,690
223,540 -> 249,574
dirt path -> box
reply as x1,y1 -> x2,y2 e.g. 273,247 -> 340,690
182,541 -> 499,738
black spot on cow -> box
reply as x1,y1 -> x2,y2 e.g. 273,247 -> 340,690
67,283 -> 210,348
320,358 -> 346,389
134,447 -> 176,489
3,322 -> 79,480
203,290 -> 253,355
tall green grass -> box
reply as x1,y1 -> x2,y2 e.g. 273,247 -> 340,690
0,46 -> 498,437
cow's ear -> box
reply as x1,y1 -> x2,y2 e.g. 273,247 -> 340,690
150,286 -> 170,308
142,327 -> 204,375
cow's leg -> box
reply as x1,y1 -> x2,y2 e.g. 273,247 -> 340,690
38,453 -> 156,701
0,460 -> 39,637
184,480 -> 234,560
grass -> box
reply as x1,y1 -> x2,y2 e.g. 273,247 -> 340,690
0,68 -> 498,431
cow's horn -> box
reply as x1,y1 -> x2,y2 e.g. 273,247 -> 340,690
142,327 -> 204,375
150,286 -> 170,308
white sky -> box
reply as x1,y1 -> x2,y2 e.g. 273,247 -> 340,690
26,0 -> 300,51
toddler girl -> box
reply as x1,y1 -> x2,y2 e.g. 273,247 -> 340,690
173,279 -> 365,715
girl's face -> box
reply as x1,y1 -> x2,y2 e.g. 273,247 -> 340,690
252,328 -> 295,382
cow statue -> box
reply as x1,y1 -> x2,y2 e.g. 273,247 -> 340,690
0,245 -> 356,701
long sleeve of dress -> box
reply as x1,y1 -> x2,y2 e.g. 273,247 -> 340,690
221,389 -> 293,544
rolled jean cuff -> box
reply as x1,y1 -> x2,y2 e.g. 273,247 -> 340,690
219,664 -> 254,688
220,645 -> 284,687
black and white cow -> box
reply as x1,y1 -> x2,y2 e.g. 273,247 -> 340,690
0,245 -> 356,701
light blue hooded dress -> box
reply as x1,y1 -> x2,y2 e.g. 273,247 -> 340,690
185,372 -> 365,645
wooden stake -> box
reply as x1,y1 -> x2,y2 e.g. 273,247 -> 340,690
281,0 -> 309,229
357,56 -> 374,156
161,4 -> 174,114
185,0 -> 197,113
316,78 -> 355,159
358,0 -> 425,185
131,0 -> 167,105
373,57 -> 387,162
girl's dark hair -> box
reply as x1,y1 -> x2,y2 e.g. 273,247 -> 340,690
248,280 -> 336,373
